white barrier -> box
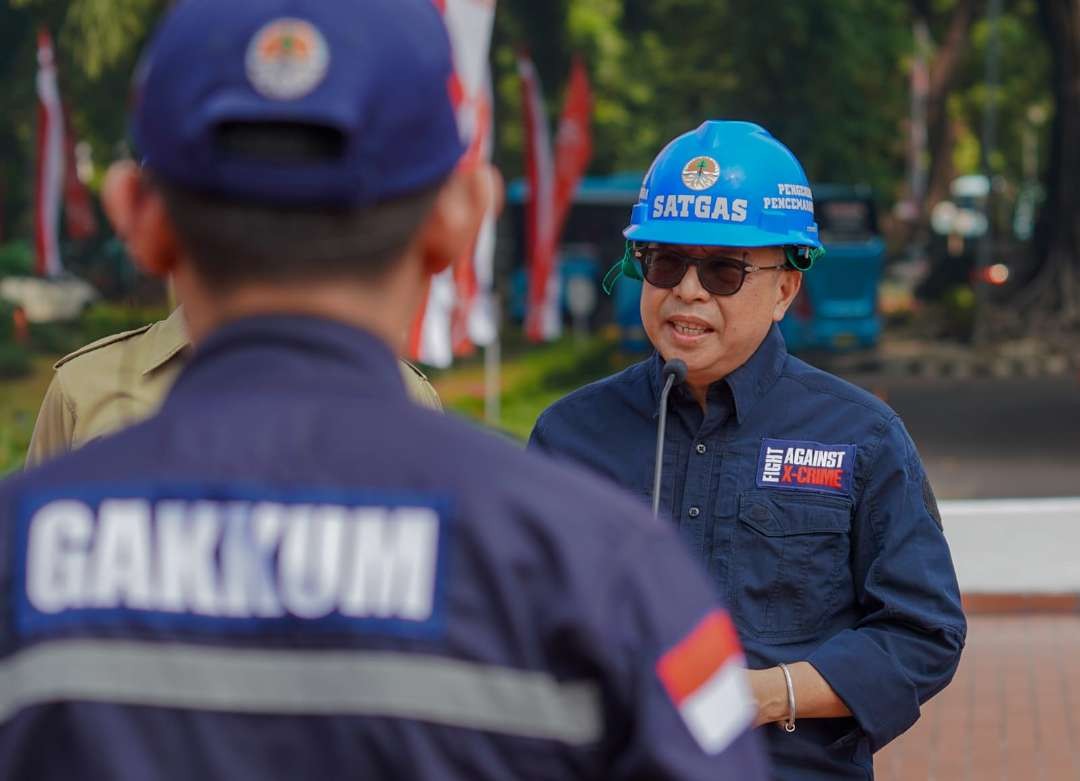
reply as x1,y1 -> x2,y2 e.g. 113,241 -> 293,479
941,498 -> 1080,594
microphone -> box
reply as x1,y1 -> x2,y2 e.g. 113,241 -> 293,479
652,358 -> 688,516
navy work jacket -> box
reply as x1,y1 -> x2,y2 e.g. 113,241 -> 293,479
530,324 -> 966,780
0,316 -> 768,781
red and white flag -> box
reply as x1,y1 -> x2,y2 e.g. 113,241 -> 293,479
553,58 -> 592,241
656,610 -> 756,754
34,29 -> 66,278
522,55 -> 593,343
518,54 -> 559,343
410,0 -> 497,368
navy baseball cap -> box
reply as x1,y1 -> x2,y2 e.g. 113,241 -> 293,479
131,0 -> 465,206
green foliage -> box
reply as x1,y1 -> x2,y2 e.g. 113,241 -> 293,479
491,0 -> 1053,222
0,343 -> 33,380
439,333 -> 635,441
0,0 -> 1060,257
952,0 -> 1051,186
494,0 -> 916,197
0,299 -> 18,344
0,0 -> 167,241
0,298 -> 32,379
25,301 -> 168,356
26,321 -> 84,356
0,241 -> 34,276
79,301 -> 169,343
0,355 -> 55,475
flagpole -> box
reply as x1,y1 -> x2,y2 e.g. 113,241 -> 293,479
484,293 -> 501,427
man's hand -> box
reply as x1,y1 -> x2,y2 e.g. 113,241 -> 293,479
746,662 -> 853,727
746,667 -> 790,727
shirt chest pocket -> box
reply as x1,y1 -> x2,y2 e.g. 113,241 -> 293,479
731,490 -> 853,642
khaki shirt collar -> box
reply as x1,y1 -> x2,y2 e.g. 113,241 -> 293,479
141,307 -> 191,375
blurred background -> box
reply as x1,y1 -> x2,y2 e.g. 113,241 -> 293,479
1,2 -> 1079,775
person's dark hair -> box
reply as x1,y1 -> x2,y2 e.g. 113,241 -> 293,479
152,123 -> 443,290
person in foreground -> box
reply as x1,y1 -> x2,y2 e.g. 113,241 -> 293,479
530,120 -> 966,780
0,4 -> 768,780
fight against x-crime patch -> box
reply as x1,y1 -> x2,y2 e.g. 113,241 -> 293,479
756,438 -> 856,497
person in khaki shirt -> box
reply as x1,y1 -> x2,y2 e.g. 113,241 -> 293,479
26,306 -> 442,467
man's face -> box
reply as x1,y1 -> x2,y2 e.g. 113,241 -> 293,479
639,244 -> 801,386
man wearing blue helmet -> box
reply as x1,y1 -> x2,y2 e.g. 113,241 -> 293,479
531,121 -> 966,780
0,10 -> 770,781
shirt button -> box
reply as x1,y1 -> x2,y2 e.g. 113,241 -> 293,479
688,506 -> 701,518
695,443 -> 707,455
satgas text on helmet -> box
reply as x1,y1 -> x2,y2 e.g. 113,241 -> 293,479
651,194 -> 750,223
22,497 -> 442,626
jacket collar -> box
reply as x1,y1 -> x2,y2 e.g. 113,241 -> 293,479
167,314 -> 405,403
648,323 -> 788,424
141,306 -> 191,375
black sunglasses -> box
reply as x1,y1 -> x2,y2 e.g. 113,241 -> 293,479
635,245 -> 787,296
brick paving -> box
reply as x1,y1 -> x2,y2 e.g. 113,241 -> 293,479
875,615 -> 1080,780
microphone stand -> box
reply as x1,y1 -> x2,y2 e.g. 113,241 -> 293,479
652,359 -> 687,517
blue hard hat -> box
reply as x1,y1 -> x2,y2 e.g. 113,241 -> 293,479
131,0 -> 464,207
625,121 -> 821,250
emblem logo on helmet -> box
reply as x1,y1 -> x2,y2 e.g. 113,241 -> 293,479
681,156 -> 720,191
246,18 -> 330,101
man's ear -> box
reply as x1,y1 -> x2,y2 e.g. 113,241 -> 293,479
102,161 -> 182,279
772,268 -> 803,322
417,163 -> 502,276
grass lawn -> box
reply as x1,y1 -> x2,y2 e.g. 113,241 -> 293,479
0,355 -> 63,475
431,329 -> 640,442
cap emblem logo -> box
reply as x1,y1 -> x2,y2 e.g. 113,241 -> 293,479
246,18 -> 330,101
681,156 -> 720,191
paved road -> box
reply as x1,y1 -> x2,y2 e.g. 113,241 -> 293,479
839,374 -> 1080,500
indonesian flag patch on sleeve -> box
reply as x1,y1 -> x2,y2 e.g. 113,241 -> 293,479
656,609 -> 755,754
757,437 -> 856,496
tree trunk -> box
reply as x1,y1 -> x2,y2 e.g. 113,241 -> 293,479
1019,0 -> 1080,326
922,0 -> 978,221
894,0 -> 978,249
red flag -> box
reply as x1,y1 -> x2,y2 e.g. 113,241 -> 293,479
519,54 -> 558,343
34,28 -> 66,277
552,58 -> 593,238
63,111 -> 97,241
522,57 -> 593,343
656,610 -> 755,754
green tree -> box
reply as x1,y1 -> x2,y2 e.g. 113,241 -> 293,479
1016,0 -> 1080,323
0,0 -> 167,241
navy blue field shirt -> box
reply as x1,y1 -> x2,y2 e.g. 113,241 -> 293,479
530,324 -> 966,780
0,316 -> 768,781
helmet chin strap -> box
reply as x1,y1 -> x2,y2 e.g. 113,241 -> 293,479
602,241 -> 642,294
784,245 -> 826,272
603,241 -> 826,293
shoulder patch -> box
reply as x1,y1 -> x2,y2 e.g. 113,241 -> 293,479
53,324 -> 155,370
657,609 -> 754,754
922,476 -> 943,530
757,438 -> 856,497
